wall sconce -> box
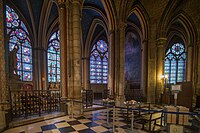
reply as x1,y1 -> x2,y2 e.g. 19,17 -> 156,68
160,74 -> 168,80
160,74 -> 168,94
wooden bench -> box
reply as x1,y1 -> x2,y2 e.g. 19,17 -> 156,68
137,112 -> 164,131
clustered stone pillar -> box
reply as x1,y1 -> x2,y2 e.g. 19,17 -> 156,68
58,0 -> 68,98
116,22 -> 126,105
72,0 -> 82,101
83,57 -> 89,90
108,30 -> 115,95
196,40 -> 200,95
156,38 -> 166,103
0,0 -> 9,131
187,45 -> 193,82
141,39 -> 148,96
0,0 -> 9,109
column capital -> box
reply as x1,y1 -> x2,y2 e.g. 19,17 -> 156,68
72,0 -> 83,5
156,38 -> 167,47
118,22 -> 127,30
57,0 -> 66,8
142,39 -> 148,44
108,30 -> 114,36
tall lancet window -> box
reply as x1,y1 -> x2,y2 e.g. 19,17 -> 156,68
90,40 -> 108,84
164,43 -> 186,84
6,5 -> 32,81
47,30 -> 60,83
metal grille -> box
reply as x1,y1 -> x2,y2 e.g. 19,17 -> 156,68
9,90 -> 60,119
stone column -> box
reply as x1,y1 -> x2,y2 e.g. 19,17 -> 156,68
72,0 -> 82,100
0,0 -> 9,131
116,22 -> 126,105
0,0 -> 9,108
108,30 -> 115,95
141,39 -> 148,96
58,0 -> 68,98
156,38 -> 166,103
35,48 -> 46,90
186,45 -> 193,82
196,40 -> 200,95
82,57 -> 89,89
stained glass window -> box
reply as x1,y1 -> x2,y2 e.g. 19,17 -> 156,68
47,30 -> 60,83
90,40 -> 108,84
164,43 -> 186,84
6,5 -> 32,81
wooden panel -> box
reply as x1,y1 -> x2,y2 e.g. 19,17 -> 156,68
177,82 -> 193,110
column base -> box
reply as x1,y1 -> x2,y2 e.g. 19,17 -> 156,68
115,95 -> 125,106
68,100 -> 83,117
0,111 -> 6,132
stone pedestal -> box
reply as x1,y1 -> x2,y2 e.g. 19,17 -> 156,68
8,74 -> 23,91
0,111 -> 6,132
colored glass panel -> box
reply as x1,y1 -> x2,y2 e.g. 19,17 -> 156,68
90,40 -> 108,84
164,43 -> 186,84
47,30 -> 60,83
6,5 -> 32,81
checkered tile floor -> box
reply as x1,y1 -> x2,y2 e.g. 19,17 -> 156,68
4,105 -> 166,133
4,104 -> 198,133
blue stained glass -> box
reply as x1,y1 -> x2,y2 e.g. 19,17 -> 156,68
90,68 -> 95,71
103,62 -> 108,65
22,55 -> 31,63
103,66 -> 107,69
17,53 -> 21,61
97,40 -> 108,52
103,69 -> 108,73
103,73 -> 107,76
57,62 -> 60,68
90,76 -> 96,79
23,40 -> 31,47
23,63 -> 32,71
17,71 -> 22,79
97,73 -> 101,76
96,56 -> 101,61
90,56 -> 95,61
17,62 -> 22,70
93,50 -> 99,57
48,30 -> 60,83
6,5 -> 32,81
9,43 -> 15,51
90,80 -> 96,83
57,55 -> 60,60
164,43 -> 186,84
96,61 -> 101,65
22,47 -> 31,55
103,81 -> 107,84
23,72 -> 32,81
10,36 -> 18,44
90,65 -> 95,68
7,29 -> 11,34
97,65 -> 101,69
12,20 -> 19,27
90,40 -> 108,84
50,32 -> 57,40
91,72 -> 95,75
21,21 -> 28,34
15,29 -> 26,39
48,53 -> 57,60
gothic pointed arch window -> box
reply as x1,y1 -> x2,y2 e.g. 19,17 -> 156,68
47,30 -> 60,83
164,43 -> 186,84
6,5 -> 32,81
90,40 -> 108,84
